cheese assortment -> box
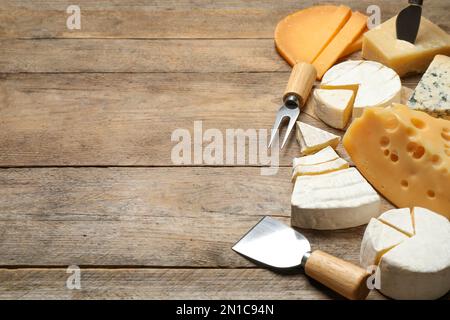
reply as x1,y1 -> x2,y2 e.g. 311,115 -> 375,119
362,16 -> 450,77
408,55 -> 450,119
313,89 -> 355,129
291,167 -> 380,230
360,207 -> 450,300
296,122 -> 340,155
343,104 -> 450,218
320,60 -> 402,119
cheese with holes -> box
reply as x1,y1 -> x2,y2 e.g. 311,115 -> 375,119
361,207 -> 450,300
343,104 -> 450,218
296,122 -> 340,155
362,16 -> 450,77
291,157 -> 349,181
291,167 -> 380,230
275,5 -> 352,65
379,208 -> 414,236
321,60 -> 402,118
360,218 -> 408,267
408,55 -> 450,119
313,12 -> 367,79
313,89 -> 355,129
293,146 -> 339,168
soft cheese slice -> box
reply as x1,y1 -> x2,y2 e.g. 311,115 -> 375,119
313,89 -> 355,129
291,157 -> 349,181
360,218 -> 408,268
313,12 -> 368,79
291,167 -> 381,230
379,232 -> 450,300
408,55 -> 450,119
413,207 -> 450,235
379,208 -> 414,236
363,16 -> 450,77
343,104 -> 450,218
296,121 -> 340,155
293,146 -> 339,168
275,5 -> 352,65
321,60 -> 402,118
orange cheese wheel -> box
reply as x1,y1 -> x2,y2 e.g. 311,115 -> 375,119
275,5 -> 352,65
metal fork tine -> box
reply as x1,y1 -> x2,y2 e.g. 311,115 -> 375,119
268,106 -> 286,148
281,108 -> 299,149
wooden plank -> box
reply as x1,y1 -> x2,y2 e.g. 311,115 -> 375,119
0,39 -> 288,73
0,73 -> 419,167
0,167 -> 394,267
1,0 -> 448,39
0,268 -> 388,300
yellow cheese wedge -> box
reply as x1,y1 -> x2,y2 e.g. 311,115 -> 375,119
362,16 -> 450,77
296,122 -> 341,155
275,5 -> 352,65
291,157 -> 349,182
343,104 -> 450,218
313,12 -> 368,79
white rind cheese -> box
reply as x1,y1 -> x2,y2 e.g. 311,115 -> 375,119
360,218 -> 408,267
291,167 -> 381,230
296,121 -> 340,155
408,55 -> 450,119
360,207 -> 450,300
292,146 -> 339,168
321,60 -> 402,118
291,157 -> 349,181
379,208 -> 414,236
313,89 -> 354,129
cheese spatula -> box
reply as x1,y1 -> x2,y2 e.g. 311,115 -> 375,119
396,0 -> 423,44
232,216 -> 370,300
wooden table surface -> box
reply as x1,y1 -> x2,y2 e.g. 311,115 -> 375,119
0,0 -> 448,300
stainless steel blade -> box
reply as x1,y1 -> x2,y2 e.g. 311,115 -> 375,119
232,216 -> 311,269
396,1 -> 423,44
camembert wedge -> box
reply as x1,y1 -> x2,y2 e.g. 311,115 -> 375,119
291,157 -> 349,181
296,122 -> 340,155
313,88 -> 355,129
293,146 -> 339,167
291,167 -> 380,230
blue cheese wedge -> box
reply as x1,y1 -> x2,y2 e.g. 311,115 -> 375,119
408,55 -> 450,119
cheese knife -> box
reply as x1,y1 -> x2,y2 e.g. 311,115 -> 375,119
396,0 -> 423,44
232,216 -> 370,300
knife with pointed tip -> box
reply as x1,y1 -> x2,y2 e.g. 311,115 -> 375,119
396,0 -> 423,44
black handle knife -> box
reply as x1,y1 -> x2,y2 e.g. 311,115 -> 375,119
396,0 -> 423,44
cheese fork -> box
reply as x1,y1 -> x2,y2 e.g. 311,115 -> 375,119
268,63 -> 317,149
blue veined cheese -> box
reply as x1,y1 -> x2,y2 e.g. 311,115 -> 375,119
408,55 -> 450,119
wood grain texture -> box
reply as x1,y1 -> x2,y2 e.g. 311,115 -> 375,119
1,0 -> 448,39
0,73 -> 419,166
0,268 -> 388,300
0,167 -> 394,267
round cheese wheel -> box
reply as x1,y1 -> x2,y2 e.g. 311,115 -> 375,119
360,207 -> 450,299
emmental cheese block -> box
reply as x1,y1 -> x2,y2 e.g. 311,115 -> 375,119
408,55 -> 450,119
361,207 -> 450,300
313,12 -> 368,79
362,16 -> 450,77
313,89 -> 355,129
343,104 -> 450,218
296,122 -> 340,155
321,60 -> 402,118
291,167 -> 380,230
275,5 -> 352,65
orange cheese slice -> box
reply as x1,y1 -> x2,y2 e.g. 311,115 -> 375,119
341,31 -> 366,58
343,104 -> 450,218
313,12 -> 368,79
275,5 -> 352,65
